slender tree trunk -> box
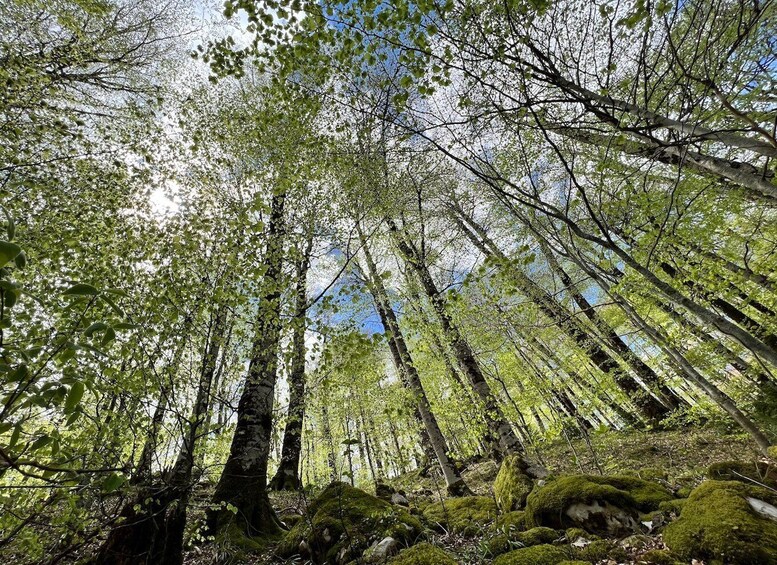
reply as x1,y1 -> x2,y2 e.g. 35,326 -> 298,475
269,229 -> 314,491
207,191 -> 286,538
450,206 -> 669,424
356,222 -> 471,494
386,218 -> 544,475
537,239 -> 686,411
92,307 -> 226,565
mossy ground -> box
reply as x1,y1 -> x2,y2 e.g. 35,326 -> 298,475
386,542 -> 458,564
422,496 -> 498,535
179,427 -> 772,564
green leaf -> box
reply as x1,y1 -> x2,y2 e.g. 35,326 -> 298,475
113,322 -> 137,330
9,424 -> 21,449
30,434 -> 52,451
101,326 -> 116,346
83,322 -> 108,337
65,381 -> 85,411
63,283 -> 99,296
14,251 -> 26,269
0,241 -> 22,268
102,472 -> 127,493
99,295 -> 124,316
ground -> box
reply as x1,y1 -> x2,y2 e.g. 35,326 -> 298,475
180,427 -> 768,564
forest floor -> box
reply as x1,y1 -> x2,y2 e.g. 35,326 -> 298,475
181,426 -> 767,564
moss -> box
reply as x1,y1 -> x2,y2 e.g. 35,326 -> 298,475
279,513 -> 303,529
387,542 -> 457,565
675,486 -> 692,498
494,455 -> 535,512
493,510 -> 526,533
768,446 -> 777,461
277,481 -> 423,562
515,526 -> 558,547
422,496 -> 497,536
657,498 -> 686,516
599,475 -> 674,511
493,544 -> 569,565
574,539 -> 627,563
707,460 -> 777,490
483,533 -> 512,557
663,480 -> 777,564
640,549 -> 681,565
557,561 -> 591,565
564,528 -> 591,542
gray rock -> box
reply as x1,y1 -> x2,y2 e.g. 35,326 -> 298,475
363,537 -> 400,562
391,492 -> 409,506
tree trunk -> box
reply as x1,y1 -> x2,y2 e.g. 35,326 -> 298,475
356,222 -> 470,494
269,229 -> 314,491
207,191 -> 286,538
385,218 -> 543,475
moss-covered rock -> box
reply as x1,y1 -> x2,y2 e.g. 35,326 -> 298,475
707,460 -> 777,490
494,455 -> 535,512
525,474 -> 673,535
515,526 -> 558,546
574,539 -> 627,563
657,498 -> 686,516
422,496 -> 497,536
277,482 -> 423,563
663,480 -> 777,564
564,527 -> 596,543
557,561 -> 591,565
493,544 -> 570,565
492,510 -> 526,533
386,542 -> 457,565
279,513 -> 304,529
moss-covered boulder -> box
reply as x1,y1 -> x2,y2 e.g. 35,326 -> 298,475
484,524 -> 558,558
525,474 -> 673,535
386,542 -> 458,565
515,526 -> 558,546
663,480 -> 777,564
422,496 -> 497,536
494,455 -> 535,512
493,544 -> 570,565
707,460 -> 777,490
277,482 -> 423,563
492,510 -> 526,533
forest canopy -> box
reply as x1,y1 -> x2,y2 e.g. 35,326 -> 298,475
1,0 -> 777,563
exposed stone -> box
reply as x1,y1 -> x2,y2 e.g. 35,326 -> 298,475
363,537 -> 400,562
392,493 -> 410,507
